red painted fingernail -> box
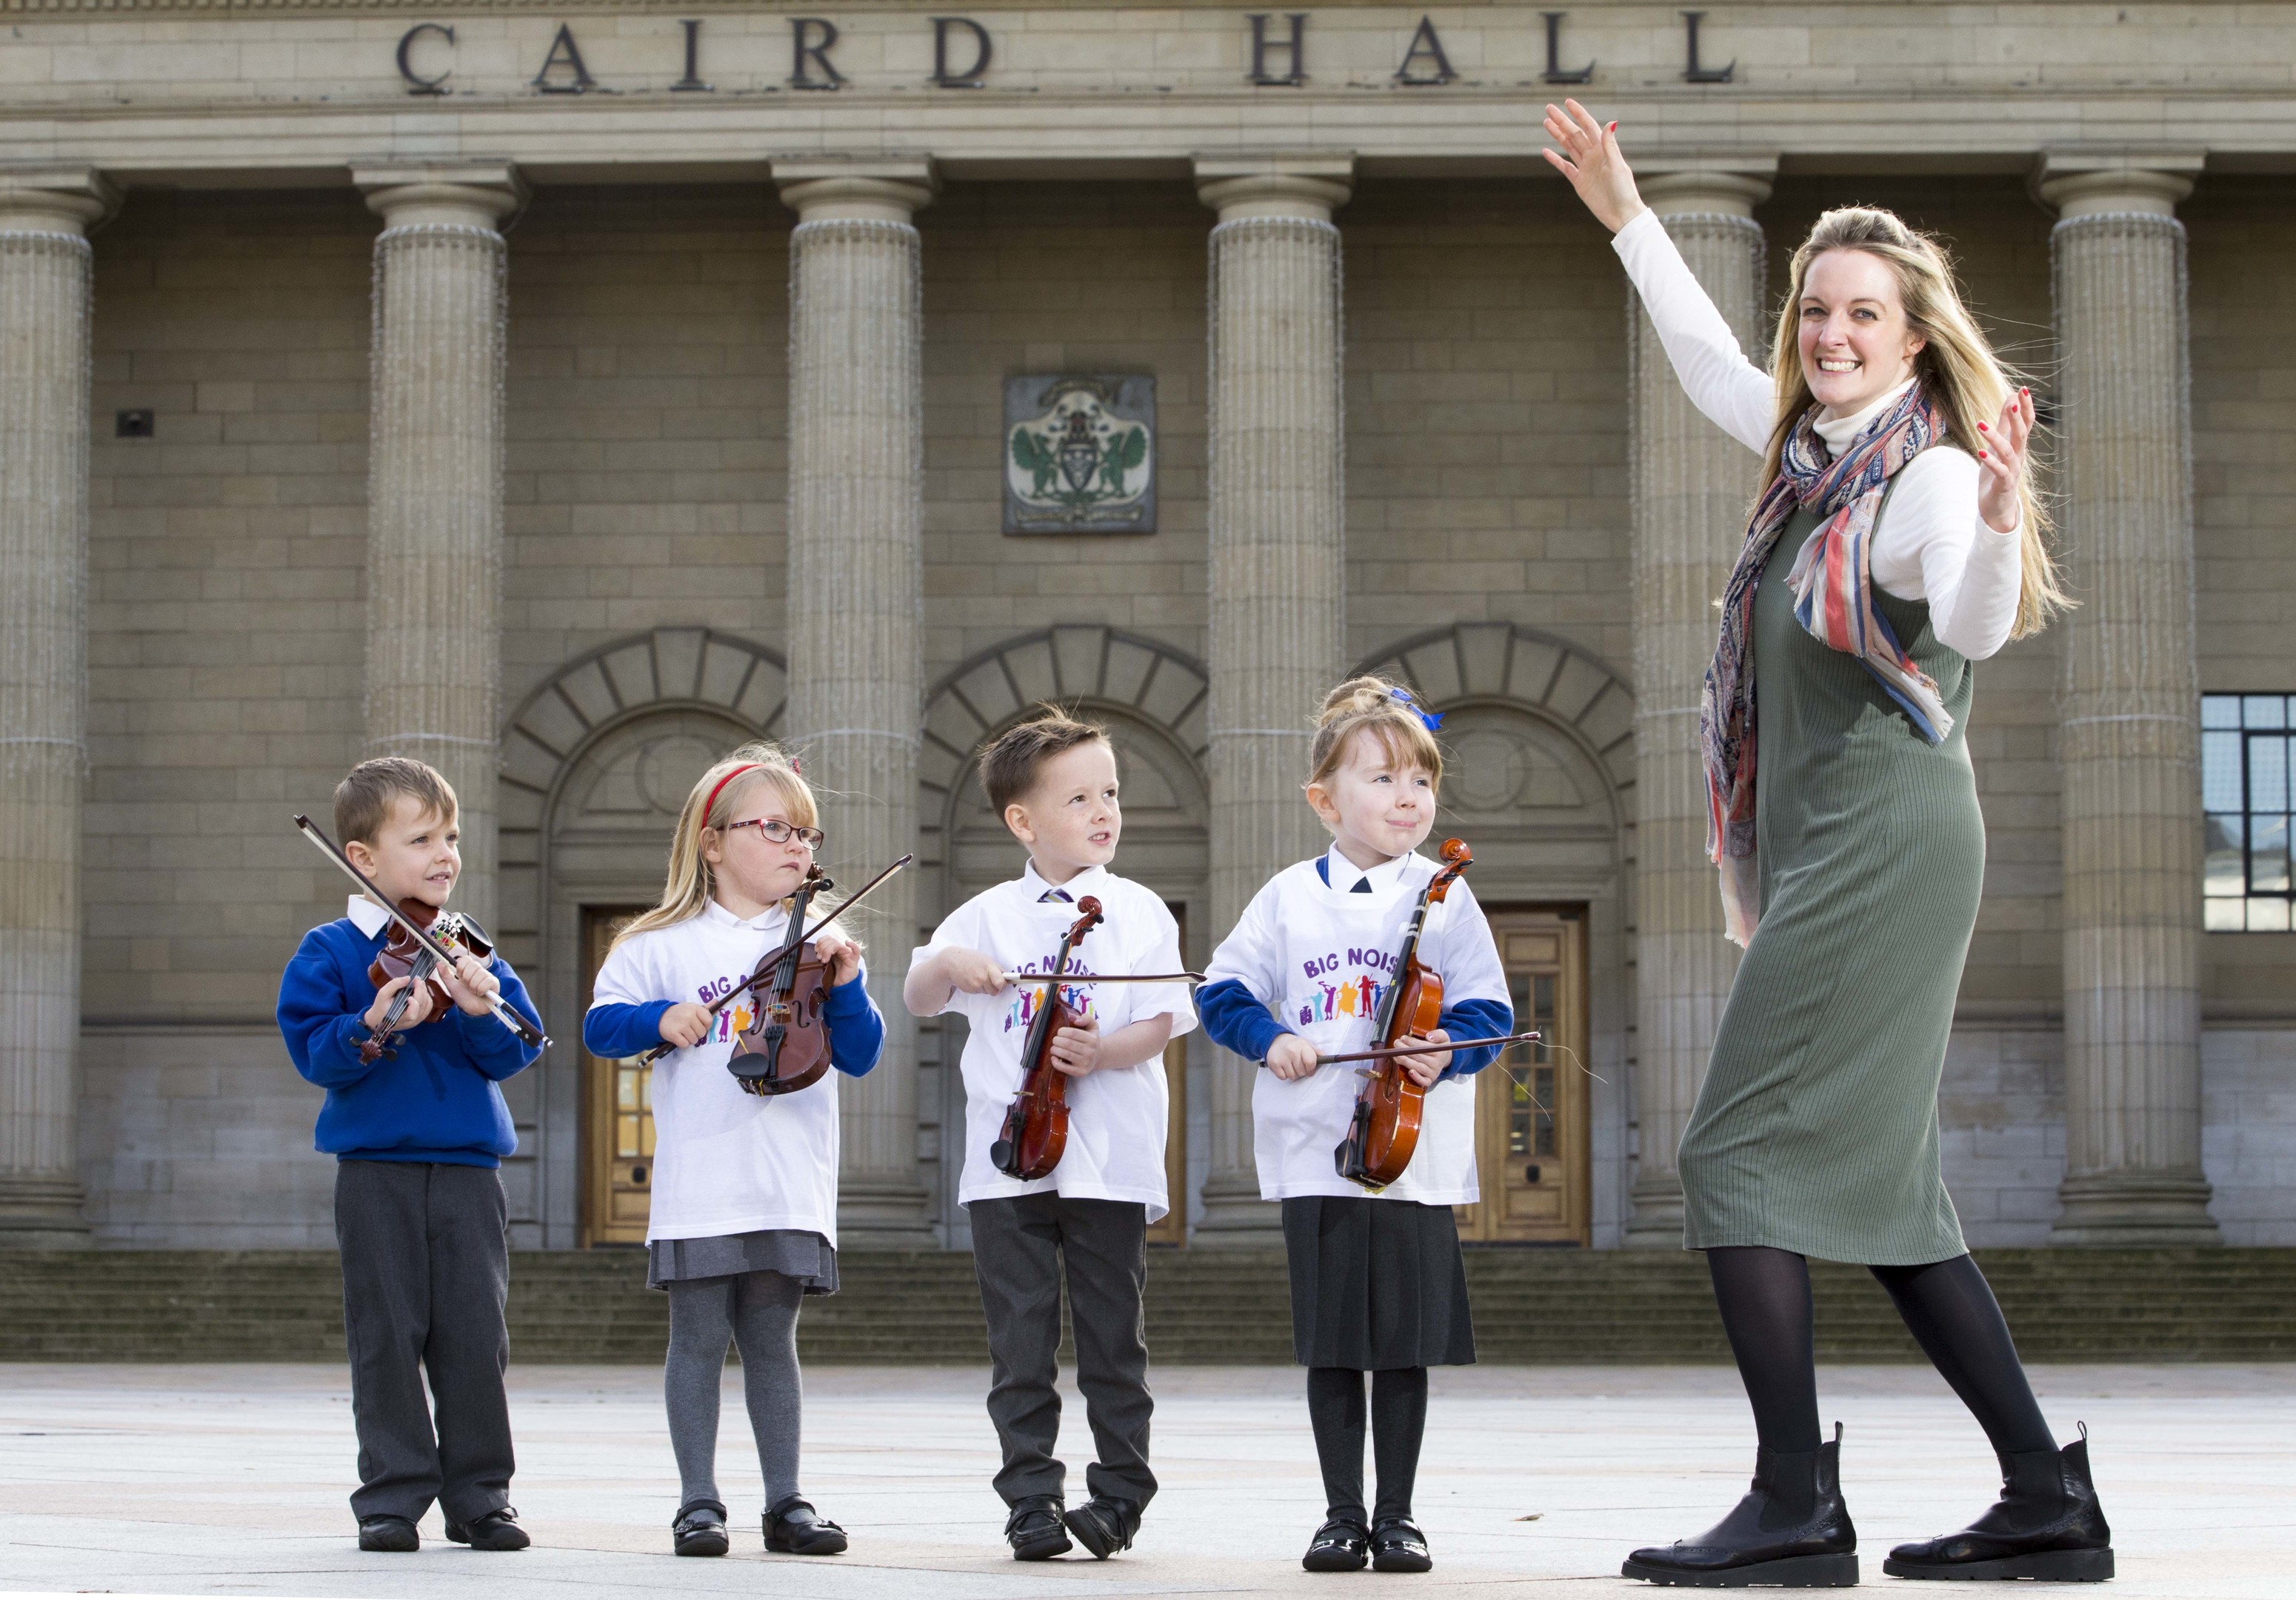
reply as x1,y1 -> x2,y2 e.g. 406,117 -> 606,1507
1978,450 -> 1988,459
1978,421 -> 1989,431
1609,121 -> 1618,132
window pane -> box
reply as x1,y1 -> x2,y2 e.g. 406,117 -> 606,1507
2245,695 -> 2287,730
2202,694 -> 2242,730
2250,736 -> 2290,813
2206,898 -> 2247,931
2206,815 -> 2245,896
2247,897 -> 2292,933
2250,816 -> 2291,894
2203,730 -> 2243,811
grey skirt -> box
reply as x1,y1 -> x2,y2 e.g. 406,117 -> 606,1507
1281,1196 -> 1475,1370
646,1228 -> 839,1295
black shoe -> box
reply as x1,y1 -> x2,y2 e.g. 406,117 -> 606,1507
358,1515 -> 419,1553
1005,1495 -> 1072,1561
673,1499 -> 729,1558
1063,1496 -> 1141,1560
763,1496 -> 848,1556
1302,1516 -> 1370,1573
1883,1426 -> 2114,1582
444,1506 -> 530,1551
1371,1516 -> 1433,1573
1623,1423 -> 1858,1587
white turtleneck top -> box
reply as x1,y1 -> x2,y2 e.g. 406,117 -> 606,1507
1612,207 -> 2025,661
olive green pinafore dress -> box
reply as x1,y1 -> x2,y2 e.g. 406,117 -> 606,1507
1678,489 -> 1981,1266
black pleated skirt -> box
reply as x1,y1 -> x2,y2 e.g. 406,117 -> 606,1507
1281,1196 -> 1476,1370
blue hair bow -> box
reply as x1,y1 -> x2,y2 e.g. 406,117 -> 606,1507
1389,685 -> 1443,733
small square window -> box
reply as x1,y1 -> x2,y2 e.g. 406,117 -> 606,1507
2203,694 -> 2296,933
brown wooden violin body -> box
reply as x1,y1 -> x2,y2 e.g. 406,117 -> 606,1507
361,899 -> 494,1064
728,867 -> 837,1098
990,897 -> 1104,1181
1334,839 -> 1474,1191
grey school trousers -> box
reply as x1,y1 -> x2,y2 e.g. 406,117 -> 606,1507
969,1192 -> 1156,1508
334,1159 -> 515,1524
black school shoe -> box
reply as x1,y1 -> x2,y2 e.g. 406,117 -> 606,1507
1063,1496 -> 1141,1559
1883,1429 -> 2114,1582
763,1496 -> 848,1555
357,1515 -> 419,1553
1005,1495 -> 1073,1560
1302,1516 -> 1370,1573
444,1506 -> 531,1551
672,1499 -> 729,1558
1371,1517 -> 1434,1573
1622,1424 -> 1858,1587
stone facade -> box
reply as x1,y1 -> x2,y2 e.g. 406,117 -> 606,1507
2,2 -> 2291,1250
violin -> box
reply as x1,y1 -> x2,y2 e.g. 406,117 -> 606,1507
990,896 -> 1104,1181
1334,838 -> 1475,1191
726,864 -> 838,1098
360,902 -> 495,1065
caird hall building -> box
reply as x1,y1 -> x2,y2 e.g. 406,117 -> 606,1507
0,2 -> 2290,1260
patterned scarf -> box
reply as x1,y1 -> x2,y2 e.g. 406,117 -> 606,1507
1699,381 -> 1949,946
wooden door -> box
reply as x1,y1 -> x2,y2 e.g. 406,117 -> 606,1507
581,906 -> 655,1247
1457,906 -> 1591,1245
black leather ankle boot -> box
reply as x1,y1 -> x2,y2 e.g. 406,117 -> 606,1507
1622,1423 -> 1858,1587
1883,1425 -> 2113,1581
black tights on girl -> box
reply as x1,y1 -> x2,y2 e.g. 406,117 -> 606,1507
1706,1245 -> 2054,1456
1306,1366 -> 1428,1526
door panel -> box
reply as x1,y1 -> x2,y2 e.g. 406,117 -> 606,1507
581,906 -> 655,1247
1458,906 -> 1590,1245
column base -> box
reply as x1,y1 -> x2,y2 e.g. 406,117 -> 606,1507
0,1178 -> 90,1249
1189,1171 -> 1284,1247
1622,1175 -> 1687,1250
2049,1168 -> 2220,1247
836,1176 -> 940,1251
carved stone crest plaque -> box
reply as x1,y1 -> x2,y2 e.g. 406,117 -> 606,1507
1002,374 -> 1156,535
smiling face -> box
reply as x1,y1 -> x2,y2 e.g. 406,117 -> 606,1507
1306,727 -> 1438,870
1798,247 -> 1926,418
344,795 -> 461,910
701,774 -> 816,919
1003,738 -> 1121,885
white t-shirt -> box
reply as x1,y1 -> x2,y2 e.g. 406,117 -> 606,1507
1203,846 -> 1509,1205
590,900 -> 850,1246
912,861 -> 1197,1221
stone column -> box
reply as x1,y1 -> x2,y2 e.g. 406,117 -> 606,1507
1193,157 -> 1353,1244
778,159 -> 938,1247
353,163 -> 524,936
1620,168 -> 1771,1247
2040,155 -> 2220,1244
0,167 -> 115,1247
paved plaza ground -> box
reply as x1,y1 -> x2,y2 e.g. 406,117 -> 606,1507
2,1362 -> 2286,1598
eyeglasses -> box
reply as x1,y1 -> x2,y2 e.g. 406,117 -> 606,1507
724,817 -> 826,850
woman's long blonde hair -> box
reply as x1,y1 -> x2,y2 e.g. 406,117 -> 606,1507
613,741 -> 821,950
1763,207 -> 2070,639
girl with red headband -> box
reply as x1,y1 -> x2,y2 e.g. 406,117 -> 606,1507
584,742 -> 885,1560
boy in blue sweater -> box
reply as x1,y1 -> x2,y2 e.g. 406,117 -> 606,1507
277,757 -> 545,1554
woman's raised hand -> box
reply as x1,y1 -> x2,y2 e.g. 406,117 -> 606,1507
1974,387 -> 2035,534
1541,99 -> 1646,235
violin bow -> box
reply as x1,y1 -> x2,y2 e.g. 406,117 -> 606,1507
291,814 -> 551,1050
997,970 -> 1205,986
1310,1030 -> 1542,1067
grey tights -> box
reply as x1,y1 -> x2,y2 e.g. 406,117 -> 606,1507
664,1270 -> 805,1509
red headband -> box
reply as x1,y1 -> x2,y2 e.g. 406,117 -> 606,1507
701,763 -> 762,825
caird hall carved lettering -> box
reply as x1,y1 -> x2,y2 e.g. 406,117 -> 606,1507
390,11 -> 1739,96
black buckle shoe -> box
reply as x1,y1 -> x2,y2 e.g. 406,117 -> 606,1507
1063,1496 -> 1140,1559
764,1495 -> 848,1556
1623,1424 -> 1857,1587
672,1498 -> 729,1558
357,1515 -> 419,1553
1303,1516 -> 1371,1573
1883,1426 -> 2114,1582
1371,1517 -> 1433,1573
1005,1495 -> 1072,1561
444,1506 -> 531,1551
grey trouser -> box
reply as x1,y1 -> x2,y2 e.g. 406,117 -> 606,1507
969,1192 -> 1155,1508
334,1159 -> 515,1524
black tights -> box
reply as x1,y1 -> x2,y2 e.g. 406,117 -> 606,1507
1708,1247 -> 2055,1459
1306,1366 -> 1427,1525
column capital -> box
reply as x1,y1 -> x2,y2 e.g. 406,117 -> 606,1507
775,157 -> 938,224
0,165 -> 120,236
1637,159 -> 1776,219
2035,152 -> 2204,219
1194,154 -> 1355,223
353,161 -> 525,230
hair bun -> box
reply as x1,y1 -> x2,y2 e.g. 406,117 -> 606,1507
1317,676 -> 1397,726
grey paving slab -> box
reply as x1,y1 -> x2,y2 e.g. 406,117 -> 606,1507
2,1363 -> 2288,1598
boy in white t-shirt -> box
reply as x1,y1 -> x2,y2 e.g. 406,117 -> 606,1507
904,710 -> 1196,1564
